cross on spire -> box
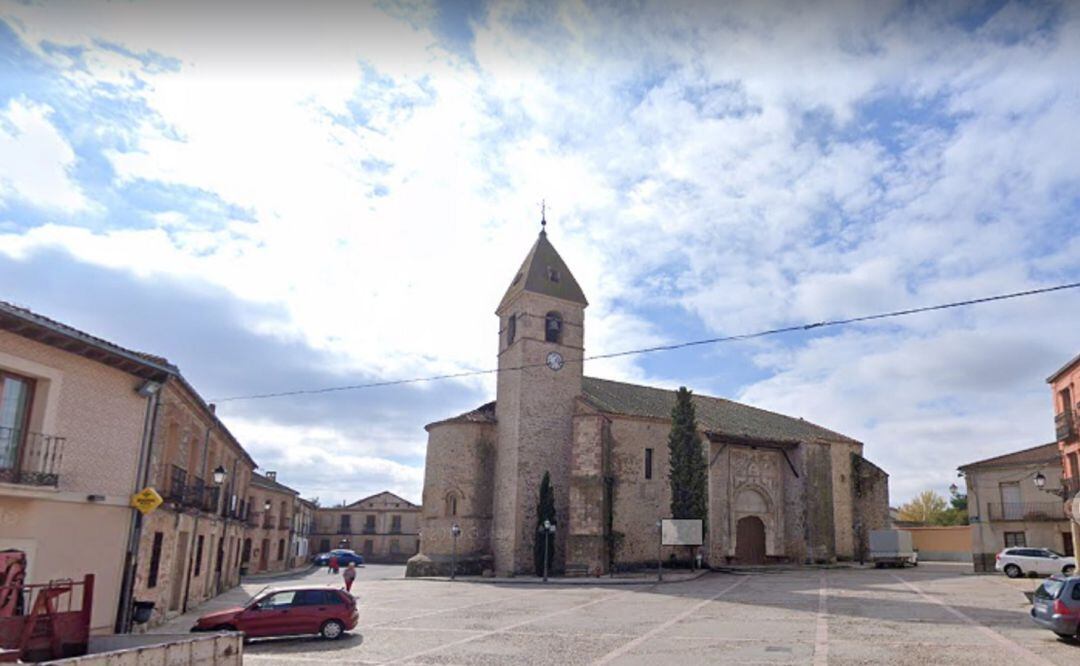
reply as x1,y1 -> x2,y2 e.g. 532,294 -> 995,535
540,199 -> 547,232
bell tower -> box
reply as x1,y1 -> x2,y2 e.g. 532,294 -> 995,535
492,226 -> 588,575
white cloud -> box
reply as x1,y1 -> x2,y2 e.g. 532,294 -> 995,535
1,1 -> 1078,505
0,99 -> 88,212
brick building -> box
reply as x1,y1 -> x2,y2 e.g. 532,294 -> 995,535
243,471 -> 299,574
1049,354 -> 1080,556
407,230 -> 889,577
311,491 -> 420,563
130,378 -> 256,628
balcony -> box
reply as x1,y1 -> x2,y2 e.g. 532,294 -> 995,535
362,526 -> 376,535
987,502 -> 1067,522
337,526 -> 352,535
262,514 -> 275,529
0,427 -> 65,487
1056,409 -> 1076,441
165,465 -> 187,502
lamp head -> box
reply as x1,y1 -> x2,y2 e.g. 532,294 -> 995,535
212,465 -> 227,485
948,483 -> 958,496
1034,472 -> 1047,489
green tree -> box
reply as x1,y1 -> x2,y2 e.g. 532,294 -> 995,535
668,387 -> 708,525
534,471 -> 557,576
897,490 -> 950,524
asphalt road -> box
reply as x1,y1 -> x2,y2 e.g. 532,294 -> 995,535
227,563 -> 1079,664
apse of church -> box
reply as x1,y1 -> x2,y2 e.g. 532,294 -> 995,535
407,229 -> 890,578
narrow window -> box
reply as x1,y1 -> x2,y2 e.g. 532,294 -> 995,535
365,514 -> 376,533
390,539 -> 400,554
545,312 -> 563,343
391,515 -> 402,533
446,493 -> 458,517
147,532 -> 164,588
277,538 -> 285,561
507,314 -> 516,346
194,535 -> 205,576
645,448 -> 653,480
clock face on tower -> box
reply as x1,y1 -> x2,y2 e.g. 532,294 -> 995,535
546,351 -> 564,371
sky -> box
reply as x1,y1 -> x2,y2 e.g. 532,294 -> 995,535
1,0 -> 1078,508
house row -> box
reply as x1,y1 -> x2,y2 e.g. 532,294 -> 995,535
0,300 -> 314,632
959,352 -> 1080,571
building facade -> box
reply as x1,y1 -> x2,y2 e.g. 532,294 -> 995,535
311,491 -> 421,562
407,230 -> 890,577
0,301 -> 171,634
243,472 -> 298,574
130,379 -> 256,628
960,442 -> 1075,572
1048,354 -> 1080,558
292,498 -> 317,566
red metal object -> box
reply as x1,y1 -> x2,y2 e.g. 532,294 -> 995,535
0,559 -> 93,663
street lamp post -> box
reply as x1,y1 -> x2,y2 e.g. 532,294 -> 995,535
1034,471 -> 1071,499
656,520 -> 663,582
539,520 -> 556,582
211,465 -> 226,595
450,523 -> 461,581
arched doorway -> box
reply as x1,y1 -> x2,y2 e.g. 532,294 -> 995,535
735,516 -> 766,564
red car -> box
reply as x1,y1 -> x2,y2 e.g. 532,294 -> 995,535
192,585 -> 358,640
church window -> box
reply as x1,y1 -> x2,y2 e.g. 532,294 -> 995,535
545,312 -> 563,343
644,448 -> 653,479
507,314 -> 516,346
445,493 -> 459,517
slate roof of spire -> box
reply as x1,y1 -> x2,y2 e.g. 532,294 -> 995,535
497,230 -> 588,312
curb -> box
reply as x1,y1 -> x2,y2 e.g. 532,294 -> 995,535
240,563 -> 317,582
401,568 -> 712,586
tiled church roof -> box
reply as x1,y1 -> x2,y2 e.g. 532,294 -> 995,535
579,377 -> 860,445
429,381 -> 858,446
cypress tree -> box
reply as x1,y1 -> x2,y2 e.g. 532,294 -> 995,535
668,387 -> 707,524
534,471 -> 557,576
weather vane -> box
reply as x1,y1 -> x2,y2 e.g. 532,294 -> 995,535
540,199 -> 547,231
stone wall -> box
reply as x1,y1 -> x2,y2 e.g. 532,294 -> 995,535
409,420 -> 496,575
801,442 -> 837,563
852,453 -> 889,562
493,291 -> 584,575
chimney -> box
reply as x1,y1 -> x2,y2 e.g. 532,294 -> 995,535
266,471 -> 277,481
209,403 -> 216,414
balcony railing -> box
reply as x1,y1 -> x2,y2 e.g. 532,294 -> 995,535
165,465 -> 187,502
362,525 -> 376,534
987,502 -> 1067,522
1065,476 -> 1080,497
262,514 -> 274,529
0,426 -> 65,487
337,526 -> 351,535
1056,409 -> 1076,441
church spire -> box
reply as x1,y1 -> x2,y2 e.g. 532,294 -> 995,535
496,214 -> 588,313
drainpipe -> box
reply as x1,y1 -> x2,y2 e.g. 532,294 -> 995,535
115,380 -> 162,633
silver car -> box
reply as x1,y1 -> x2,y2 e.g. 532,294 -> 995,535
1030,575 -> 1080,640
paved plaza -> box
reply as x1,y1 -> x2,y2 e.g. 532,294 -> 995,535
164,563 -> 1078,665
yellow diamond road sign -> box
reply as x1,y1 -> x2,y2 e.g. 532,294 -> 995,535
131,487 -> 163,515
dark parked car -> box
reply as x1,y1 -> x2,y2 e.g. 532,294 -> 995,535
313,549 -> 364,567
1030,574 -> 1080,640
192,585 -> 358,639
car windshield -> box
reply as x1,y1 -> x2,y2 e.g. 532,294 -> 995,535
1035,580 -> 1065,600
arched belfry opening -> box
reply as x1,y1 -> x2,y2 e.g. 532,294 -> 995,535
545,312 -> 563,343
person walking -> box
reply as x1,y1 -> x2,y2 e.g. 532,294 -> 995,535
328,554 -> 339,575
343,561 -> 357,593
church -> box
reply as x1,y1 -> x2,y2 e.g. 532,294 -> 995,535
407,228 -> 889,577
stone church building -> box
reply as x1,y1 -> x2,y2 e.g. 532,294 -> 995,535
407,230 -> 889,577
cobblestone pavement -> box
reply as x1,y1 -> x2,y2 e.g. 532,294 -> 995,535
225,563 -> 1078,664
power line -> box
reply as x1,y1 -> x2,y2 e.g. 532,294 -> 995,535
211,280 -> 1080,403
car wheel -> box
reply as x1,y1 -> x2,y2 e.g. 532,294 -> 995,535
1004,564 -> 1022,578
1062,565 -> 1076,576
320,619 -> 345,640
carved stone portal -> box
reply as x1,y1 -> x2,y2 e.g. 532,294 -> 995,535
728,448 -> 784,558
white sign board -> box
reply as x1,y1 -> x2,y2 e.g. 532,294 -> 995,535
662,519 -> 703,546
